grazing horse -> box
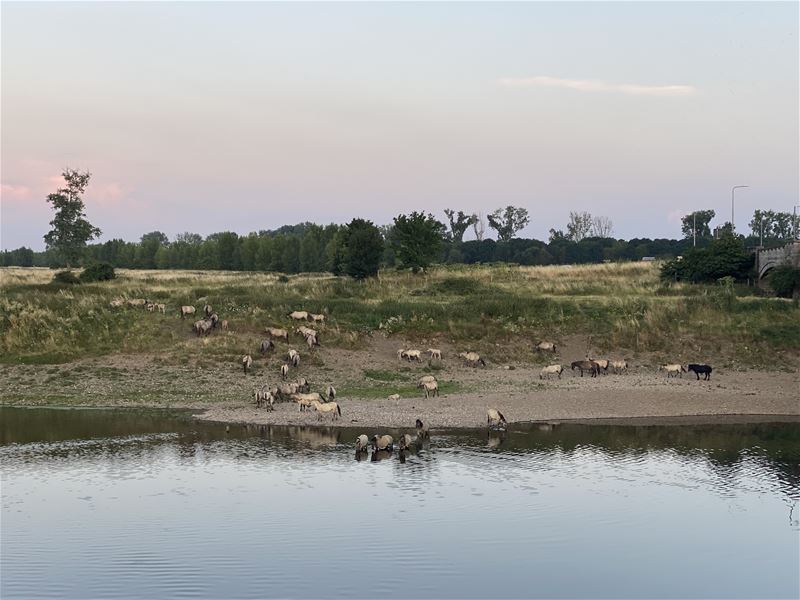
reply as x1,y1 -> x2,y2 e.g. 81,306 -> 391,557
571,360 -> 599,378
371,434 -> 393,451
660,364 -> 686,378
355,434 -> 370,453
687,364 -> 712,381
487,408 -> 507,430
311,400 -> 341,420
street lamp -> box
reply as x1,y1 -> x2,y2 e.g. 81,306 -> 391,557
731,185 -> 748,231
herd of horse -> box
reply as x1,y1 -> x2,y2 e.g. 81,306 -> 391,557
568,359 -> 712,379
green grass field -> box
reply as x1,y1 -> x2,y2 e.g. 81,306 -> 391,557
1,262 -> 798,369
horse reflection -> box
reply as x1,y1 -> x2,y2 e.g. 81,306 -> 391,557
487,432 -> 506,449
371,449 -> 393,462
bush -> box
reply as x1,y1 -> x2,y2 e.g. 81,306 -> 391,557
661,236 -> 753,283
80,263 -> 116,283
52,270 -> 80,285
768,265 -> 800,298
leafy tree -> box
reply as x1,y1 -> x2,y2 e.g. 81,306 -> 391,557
209,231 -> 241,270
43,169 -> 101,266
391,212 -> 446,273
661,236 -> 753,283
768,266 -> 800,298
749,210 -> 798,242
239,234 -> 259,271
341,218 -> 384,279
714,222 -> 735,238
137,231 -> 169,268
155,246 -> 170,269
174,232 -> 203,245
282,236 -> 301,273
254,237 -> 274,271
300,226 -> 323,272
443,209 -> 478,243
681,209 -> 715,239
487,206 -> 530,242
566,211 -> 592,242
1,247 -> 34,267
325,231 -> 346,275
196,240 -> 220,269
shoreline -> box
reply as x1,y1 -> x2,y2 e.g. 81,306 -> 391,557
193,382 -> 800,430
3,403 -> 799,430
2,338 -> 797,431
195,410 -> 800,430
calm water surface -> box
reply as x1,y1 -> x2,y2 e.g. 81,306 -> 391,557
1,407 -> 799,599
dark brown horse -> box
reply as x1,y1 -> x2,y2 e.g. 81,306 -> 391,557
571,360 -> 599,377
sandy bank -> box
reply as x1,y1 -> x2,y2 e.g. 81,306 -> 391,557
196,369 -> 800,429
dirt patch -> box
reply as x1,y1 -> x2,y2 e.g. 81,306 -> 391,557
3,336 -> 796,430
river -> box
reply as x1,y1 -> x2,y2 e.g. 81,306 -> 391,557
1,407 -> 798,598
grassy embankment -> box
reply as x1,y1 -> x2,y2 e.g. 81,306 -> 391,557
1,263 -> 797,405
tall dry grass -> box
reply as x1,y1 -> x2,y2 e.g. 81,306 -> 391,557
1,264 -> 797,367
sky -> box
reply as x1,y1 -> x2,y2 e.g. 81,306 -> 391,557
1,1 -> 798,250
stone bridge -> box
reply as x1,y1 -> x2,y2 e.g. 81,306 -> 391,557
756,240 -> 800,279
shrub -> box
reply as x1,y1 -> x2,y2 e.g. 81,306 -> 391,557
661,236 -> 753,283
768,265 -> 800,298
52,270 -> 80,285
79,263 -> 116,283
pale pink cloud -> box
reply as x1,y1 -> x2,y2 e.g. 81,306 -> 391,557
90,182 -> 126,205
1,183 -> 33,202
667,209 -> 688,225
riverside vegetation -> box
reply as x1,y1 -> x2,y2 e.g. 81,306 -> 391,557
1,262 -> 798,407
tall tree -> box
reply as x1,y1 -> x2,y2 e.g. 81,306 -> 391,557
590,215 -> 614,238
681,209 -> 715,240
137,231 -> 169,268
487,206 -> 530,242
566,211 -> 593,242
391,212 -> 446,273
174,232 -> 202,245
749,210 -> 797,241
209,231 -> 241,270
43,169 -> 101,266
341,218 -> 384,279
299,225 -> 323,272
472,212 -> 486,241
443,209 -> 478,243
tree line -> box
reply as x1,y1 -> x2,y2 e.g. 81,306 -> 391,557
2,223 -> 700,273
2,169 -> 797,274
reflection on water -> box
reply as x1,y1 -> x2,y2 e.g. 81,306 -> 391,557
2,407 -> 799,599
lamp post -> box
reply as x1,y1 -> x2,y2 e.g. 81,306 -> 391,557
693,212 -> 697,247
731,185 -> 748,231
760,216 -> 764,247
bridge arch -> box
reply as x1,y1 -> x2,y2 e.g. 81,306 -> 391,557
756,241 -> 800,280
